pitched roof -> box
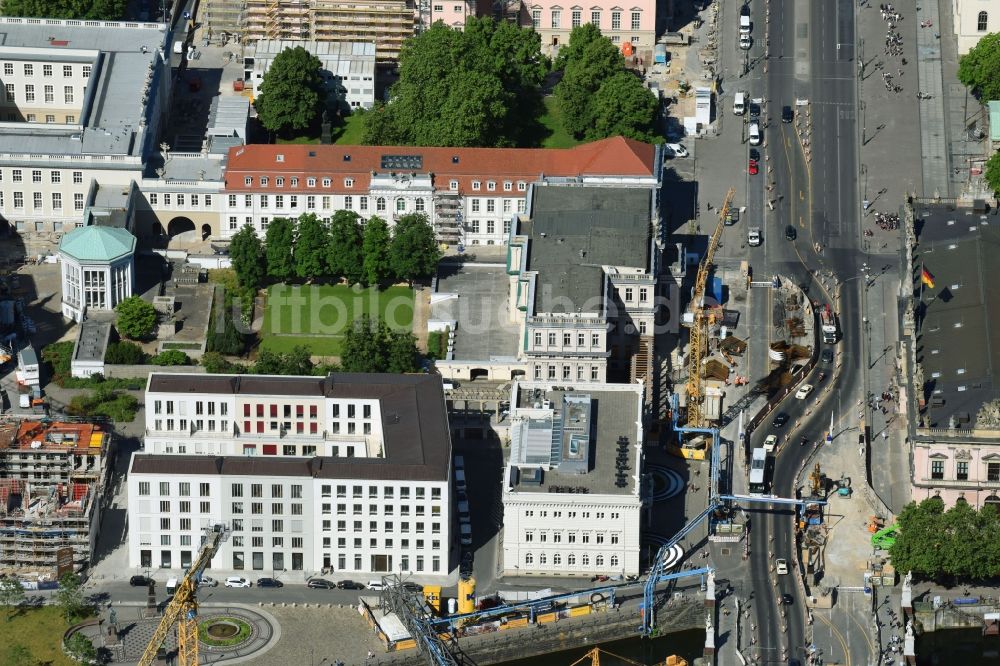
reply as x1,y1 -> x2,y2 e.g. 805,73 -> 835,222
223,137 -> 658,194
58,225 -> 136,263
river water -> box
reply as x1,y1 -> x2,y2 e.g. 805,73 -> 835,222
916,628 -> 1000,664
499,629 -> 704,665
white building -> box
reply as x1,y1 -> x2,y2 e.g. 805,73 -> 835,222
0,17 -> 171,237
57,225 -> 136,322
244,40 -> 377,111
127,372 -> 453,579
501,381 -> 645,577
220,138 -> 661,247
953,0 -> 1000,53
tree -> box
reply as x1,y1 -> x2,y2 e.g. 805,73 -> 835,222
55,573 -> 88,623
587,72 -> 659,142
327,210 -> 364,284
362,18 -> 546,147
114,296 -> 157,340
362,216 -> 393,287
340,315 -> 420,373
252,346 -> 314,376
553,23 -> 605,70
254,46 -> 325,136
386,329 -> 420,373
959,32 -> 1000,101
229,224 -> 265,290
151,349 -> 191,366
389,214 -> 441,282
293,213 -> 330,281
1,0 -> 125,20
554,27 -> 626,138
65,633 -> 97,664
104,341 -> 147,365
0,576 -> 25,621
264,216 -> 296,283
985,150 -> 1000,196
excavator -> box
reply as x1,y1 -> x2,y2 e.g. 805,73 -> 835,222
138,524 -> 230,666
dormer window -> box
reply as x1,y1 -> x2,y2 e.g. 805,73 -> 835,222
322,178 -> 331,187
449,180 -> 459,191
290,177 -> 298,187
276,177 -> 284,187
472,181 -> 481,191
504,181 -> 512,191
260,176 -> 268,186
244,177 -> 252,186
487,181 -> 496,191
307,178 -> 316,187
345,178 -> 354,188
517,181 -> 527,191
276,154 -> 284,163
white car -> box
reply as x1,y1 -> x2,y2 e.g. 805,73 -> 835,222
748,121 -> 762,146
224,576 -> 251,588
665,143 -> 688,158
776,558 -> 789,575
763,434 -> 777,453
739,34 -> 752,50
367,580 -> 385,591
198,576 -> 218,587
794,384 -> 814,400
747,227 -> 761,247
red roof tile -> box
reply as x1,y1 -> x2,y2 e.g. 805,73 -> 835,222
224,137 -> 657,195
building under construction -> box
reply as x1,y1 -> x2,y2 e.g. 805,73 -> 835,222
240,0 -> 416,63
0,421 -> 111,578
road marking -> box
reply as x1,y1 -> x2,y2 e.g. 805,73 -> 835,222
815,610 -> 851,666
846,592 -> 876,662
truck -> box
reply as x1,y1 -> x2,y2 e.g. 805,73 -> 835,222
654,43 -> 668,65
15,347 -> 39,386
820,304 -> 838,343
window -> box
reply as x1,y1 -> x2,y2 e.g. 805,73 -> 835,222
449,179 -> 459,191
572,9 -> 581,26
532,8 -> 541,27
139,482 -> 150,495
23,64 -> 32,76
472,181 -> 481,191
51,193 -> 61,209
989,462 -> 1000,482
415,198 -> 425,212
396,197 -> 406,212
345,178 -> 354,188
44,85 -> 53,103
74,193 -> 84,211
612,10 -> 621,29
63,65 -> 72,77
12,192 -> 22,209
591,10 -> 601,24
979,10 -> 989,31
931,460 -> 944,480
957,461 -> 969,481
2,63 -> 10,76
471,199 -> 480,212
23,85 -> 33,103
64,86 -> 73,103
376,197 -> 386,212
360,196 -> 368,211
631,11 -> 641,29
4,84 -> 12,102
551,8 -> 561,27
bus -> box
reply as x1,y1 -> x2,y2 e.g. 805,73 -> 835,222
749,447 -> 768,496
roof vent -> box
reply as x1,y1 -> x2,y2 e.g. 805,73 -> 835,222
343,154 -> 351,162
452,156 -> 459,164
276,154 -> 284,163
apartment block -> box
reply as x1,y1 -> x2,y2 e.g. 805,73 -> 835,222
0,421 -> 111,575
128,372 -> 454,579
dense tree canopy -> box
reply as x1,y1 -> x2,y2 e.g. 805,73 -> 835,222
362,216 -> 393,287
985,150 -> 1000,196
255,46 -> 326,136
1,0 -> 124,20
114,296 -> 157,340
588,72 -> 659,142
362,17 -> 547,147
294,214 -> 330,280
889,498 -> 1000,579
230,224 -> 265,290
340,315 -> 420,373
554,26 -> 627,138
390,214 -> 442,282
265,217 -> 296,283
252,346 -> 314,375
958,32 -> 1000,101
327,210 -> 364,284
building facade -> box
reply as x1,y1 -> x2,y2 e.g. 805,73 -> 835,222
221,138 -> 660,247
501,381 -> 645,576
911,430 -> 1000,508
58,226 -> 136,322
953,0 -> 1000,53
127,372 -> 454,579
526,1 -> 656,55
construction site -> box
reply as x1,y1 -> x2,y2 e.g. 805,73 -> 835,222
0,420 -> 111,578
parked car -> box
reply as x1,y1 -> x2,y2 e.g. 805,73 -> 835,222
307,578 -> 336,589
782,593 -> 794,605
367,580 -> 385,591
763,434 -> 778,453
225,576 -> 251,588
337,580 -> 365,590
747,227 -> 761,247
130,575 -> 152,587
401,582 -> 423,593
776,559 -> 789,575
785,225 -> 797,241
794,384 -> 814,400
198,576 -> 218,587
772,412 -> 789,428
782,105 -> 794,123
665,143 -> 688,158
739,33 -> 752,50
748,121 -> 761,146
820,348 -> 834,364
256,577 -> 283,588
748,156 -> 759,175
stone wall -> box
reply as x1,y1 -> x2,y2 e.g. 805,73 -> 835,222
103,364 -> 206,379
914,602 -> 994,632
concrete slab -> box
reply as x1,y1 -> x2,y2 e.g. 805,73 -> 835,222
431,264 -> 519,361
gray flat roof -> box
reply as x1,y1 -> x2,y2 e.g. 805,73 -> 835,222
525,186 -> 652,312
0,18 -> 168,157
73,320 -> 111,364
913,202 -> 1000,427
145,373 -> 452,480
431,264 -> 520,361
511,386 -> 639,495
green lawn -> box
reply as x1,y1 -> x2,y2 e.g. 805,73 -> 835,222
538,96 -> 582,149
260,284 -> 415,357
0,606 -> 82,666
334,113 -> 367,145
275,134 -> 320,145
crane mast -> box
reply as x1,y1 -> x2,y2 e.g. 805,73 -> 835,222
685,187 -> 735,429
138,524 -> 229,666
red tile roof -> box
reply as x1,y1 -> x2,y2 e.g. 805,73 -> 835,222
224,137 -> 657,195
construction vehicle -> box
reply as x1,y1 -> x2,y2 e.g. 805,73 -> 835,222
138,524 -> 230,666
682,187 -> 735,433
871,524 -> 899,550
820,304 -> 838,344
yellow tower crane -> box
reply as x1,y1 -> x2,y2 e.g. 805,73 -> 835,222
568,647 -> 689,666
138,525 -> 229,666
684,187 -> 735,430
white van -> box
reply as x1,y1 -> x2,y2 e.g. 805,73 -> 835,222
739,14 -> 751,34
173,41 -> 184,55
166,577 -> 179,595
748,121 -> 762,146
733,92 -> 746,116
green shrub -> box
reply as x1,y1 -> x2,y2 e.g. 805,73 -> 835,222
105,341 -> 147,365
151,350 -> 191,366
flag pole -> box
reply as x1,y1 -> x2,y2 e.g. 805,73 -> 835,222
920,260 -> 925,303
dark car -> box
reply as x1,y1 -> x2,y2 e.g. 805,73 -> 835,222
785,225 -> 797,241
820,348 -> 834,364
307,578 -> 336,589
772,412 -> 789,428
749,102 -> 761,119
338,580 -> 365,590
781,593 -> 794,605
782,105 -> 794,123
740,4 -> 750,16
401,582 -> 423,593
256,578 -> 283,588
130,575 -> 153,587
749,148 -> 760,162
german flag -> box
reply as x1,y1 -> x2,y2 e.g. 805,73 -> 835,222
920,267 -> 935,289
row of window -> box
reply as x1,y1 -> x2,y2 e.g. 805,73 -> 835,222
4,83 -> 76,104
929,460 -> 1000,481
240,174 -> 528,193
138,480 -> 444,501
323,536 -> 443,553
146,192 -> 213,208
138,481 -> 213,496
326,503 -> 442,517
523,552 -> 620,568
522,509 -> 620,519
533,363 -> 603,381
531,9 -> 643,30
524,531 -> 620,544
2,62 -> 90,78
327,520 -> 442,534
1,191 -> 85,211
3,169 -> 83,184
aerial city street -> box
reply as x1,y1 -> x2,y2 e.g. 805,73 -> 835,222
0,0 -> 999,663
